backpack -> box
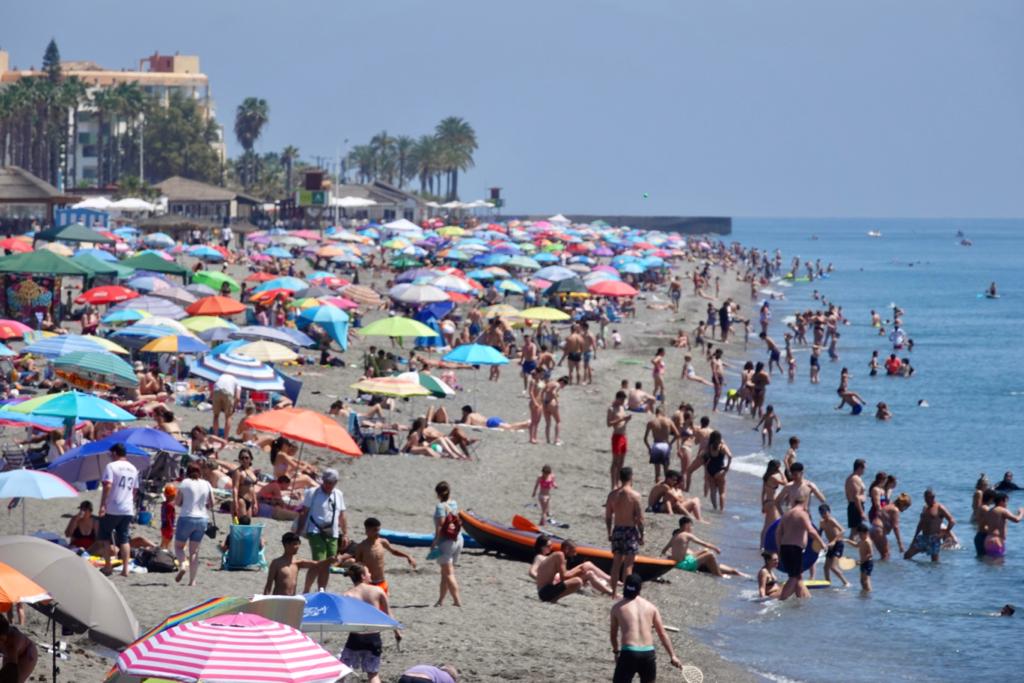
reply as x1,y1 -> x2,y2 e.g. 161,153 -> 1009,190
440,503 -> 461,541
138,548 -> 177,573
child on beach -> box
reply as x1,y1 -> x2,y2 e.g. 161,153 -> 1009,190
809,345 -> 821,383
531,465 -> 558,526
845,523 -> 876,592
754,405 -> 782,448
612,330 -> 622,349
264,532 -> 331,596
818,505 -> 850,587
160,484 -> 176,550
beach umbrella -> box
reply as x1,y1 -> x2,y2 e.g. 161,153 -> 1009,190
543,277 -> 588,296
442,343 -> 510,366
0,237 -> 33,253
396,371 -> 455,398
189,245 -> 225,261
301,592 -> 401,633
294,285 -> 334,299
111,324 -> 181,347
181,316 -> 237,334
8,391 -> 136,425
185,282 -> 218,297
117,612 -> 349,683
0,469 -> 78,533
263,246 -> 293,259
588,279 -> 638,297
53,351 -> 138,388
231,325 -> 313,347
308,275 -> 349,289
150,285 -> 198,306
209,339 -> 246,356
126,275 -> 171,294
110,295 -> 187,319
142,232 -> 174,247
48,444 -> 150,485
430,274 -> 473,293
243,272 -> 276,283
130,316 -> 190,335
141,334 -> 210,354
75,247 -> 117,262
534,265 -> 576,282
496,279 -> 529,294
253,276 -> 307,293
250,288 -> 293,304
189,352 -> 285,391
193,270 -> 241,292
131,596 -> 306,647
82,427 -> 187,453
482,304 -> 521,319
466,269 -> 494,281
187,295 -> 246,316
76,285 -> 138,305
101,309 -> 150,325
234,341 -> 299,363
0,536 -> 139,648
518,306 -> 571,321
23,335 -> 110,358
341,285 -> 382,306
351,377 -> 431,398
243,407 -> 360,456
0,319 -> 31,340
40,242 -> 74,256
357,316 -> 438,338
0,562 -> 50,612
298,305 -> 349,326
0,343 -> 13,357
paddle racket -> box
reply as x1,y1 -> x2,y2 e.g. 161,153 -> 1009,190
681,665 -> 704,683
837,557 -> 857,571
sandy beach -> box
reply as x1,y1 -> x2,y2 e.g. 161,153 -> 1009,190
0,261 -> 758,683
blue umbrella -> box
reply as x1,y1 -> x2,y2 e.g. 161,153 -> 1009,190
143,232 -> 175,247
299,306 -> 349,325
86,427 -> 187,453
252,277 -> 307,293
48,444 -> 151,485
102,309 -> 149,325
442,343 -> 509,366
75,248 -> 117,262
189,246 -> 225,261
534,253 -> 559,263
23,335 -> 109,358
301,592 -> 402,633
263,247 -> 293,259
7,391 -> 137,424
209,339 -> 247,355
0,469 -> 78,533
466,269 -> 494,281
534,266 -> 576,282
0,343 -> 14,357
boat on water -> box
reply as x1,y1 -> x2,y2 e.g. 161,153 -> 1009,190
867,230 -> 883,238
459,510 -> 677,581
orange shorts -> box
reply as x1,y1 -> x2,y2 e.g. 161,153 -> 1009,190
371,579 -> 389,595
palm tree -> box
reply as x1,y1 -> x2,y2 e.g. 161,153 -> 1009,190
394,135 -> 415,189
91,89 -> 116,185
369,130 -> 396,184
434,116 -> 477,200
410,134 -> 441,196
281,145 -> 300,194
110,82 -> 145,184
347,145 -> 376,184
60,77 -> 88,186
234,97 -> 269,188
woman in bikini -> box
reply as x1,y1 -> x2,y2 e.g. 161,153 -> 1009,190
527,369 -> 545,445
651,348 -> 666,402
269,437 -> 318,488
190,426 -> 227,458
672,405 -> 696,491
757,551 -> 782,599
542,376 -> 567,445
65,500 -> 99,553
867,471 -> 888,523
402,419 -> 464,459
760,459 -> 788,549
154,407 -> 184,442
231,449 -> 258,517
703,430 -> 732,512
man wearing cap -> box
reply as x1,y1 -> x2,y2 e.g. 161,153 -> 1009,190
298,469 -> 347,592
610,574 -> 681,682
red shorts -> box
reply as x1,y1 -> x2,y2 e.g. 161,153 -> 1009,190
611,433 -> 627,457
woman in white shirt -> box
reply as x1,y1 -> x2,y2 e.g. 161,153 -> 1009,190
174,463 -> 215,586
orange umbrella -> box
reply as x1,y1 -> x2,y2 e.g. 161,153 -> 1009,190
186,296 -> 246,316
245,272 -> 277,283
0,561 -> 50,611
0,238 -> 32,253
243,407 -> 361,456
249,288 -> 292,304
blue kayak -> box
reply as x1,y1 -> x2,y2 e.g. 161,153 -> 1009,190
380,528 -> 481,549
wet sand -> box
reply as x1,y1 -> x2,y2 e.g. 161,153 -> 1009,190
0,263 -> 758,682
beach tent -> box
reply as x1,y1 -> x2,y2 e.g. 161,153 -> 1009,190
33,223 -> 114,244
0,249 -> 92,276
119,252 -> 188,276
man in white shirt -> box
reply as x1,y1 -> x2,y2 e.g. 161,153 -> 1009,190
297,468 -> 347,592
212,373 -> 240,438
99,444 -> 138,577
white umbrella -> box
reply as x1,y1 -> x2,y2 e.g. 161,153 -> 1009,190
331,196 -> 377,208
72,196 -> 113,210
389,284 -> 450,304
109,198 -> 156,212
382,218 -> 422,233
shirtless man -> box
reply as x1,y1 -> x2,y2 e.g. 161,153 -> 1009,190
775,463 -> 827,519
520,335 -> 538,391
537,345 -> 556,378
0,615 -> 36,683
339,563 -> 397,683
458,405 -> 530,431
559,325 -> 586,385
263,532 -> 329,596
904,488 -> 956,563
606,467 -> 645,597
582,322 -> 598,385
775,496 -> 826,600
646,470 -> 702,520
338,518 -> 417,595
607,391 -> 632,489
760,333 -> 782,375
627,382 -> 656,414
530,536 -> 612,602
643,407 -> 680,482
845,459 -> 867,539
610,574 -> 682,682
979,493 -> 1024,560
661,515 -> 745,577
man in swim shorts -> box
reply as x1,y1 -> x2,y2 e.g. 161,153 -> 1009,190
981,492 -> 1024,559
904,488 -> 956,563
775,495 -> 826,600
607,391 -> 632,490
845,459 -> 867,538
610,574 -> 681,683
606,467 -> 644,597
661,516 -> 745,577
559,325 -> 585,384
643,407 -> 680,483
519,335 -> 538,391
530,536 -> 611,603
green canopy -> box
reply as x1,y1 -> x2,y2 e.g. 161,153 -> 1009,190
33,223 -> 114,244
0,250 -> 92,276
72,253 -> 135,279
119,252 -> 188,276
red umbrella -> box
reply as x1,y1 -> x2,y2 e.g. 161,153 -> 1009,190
0,238 -> 32,253
448,291 -> 472,303
588,280 -> 638,297
75,285 -> 139,305
309,275 -> 350,288
0,320 -> 32,340
186,296 -> 246,316
249,289 -> 292,304
243,407 -> 361,456
244,272 -> 276,282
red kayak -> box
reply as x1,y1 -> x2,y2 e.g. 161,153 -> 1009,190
459,511 -> 676,581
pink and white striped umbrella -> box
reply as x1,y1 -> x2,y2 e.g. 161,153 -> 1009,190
116,612 -> 350,683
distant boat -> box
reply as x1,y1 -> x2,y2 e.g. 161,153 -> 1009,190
960,239 -> 973,247
956,230 -> 965,238
867,230 -> 882,238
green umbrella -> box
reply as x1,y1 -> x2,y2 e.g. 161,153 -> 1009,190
52,351 -> 139,388
357,316 -> 438,338
390,256 -> 422,268
72,253 -> 135,279
0,250 -> 92,276
119,252 -> 187,276
193,270 -> 240,292
33,223 -> 114,244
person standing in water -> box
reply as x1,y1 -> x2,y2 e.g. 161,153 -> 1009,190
776,496 -> 827,600
904,488 -> 956,563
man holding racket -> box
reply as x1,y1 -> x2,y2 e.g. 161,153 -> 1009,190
610,574 -> 682,683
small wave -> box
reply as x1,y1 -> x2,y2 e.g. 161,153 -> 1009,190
730,451 -> 771,477
753,670 -> 807,683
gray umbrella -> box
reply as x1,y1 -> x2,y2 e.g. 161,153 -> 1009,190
185,282 -> 217,297
0,536 -> 139,648
149,286 -> 198,306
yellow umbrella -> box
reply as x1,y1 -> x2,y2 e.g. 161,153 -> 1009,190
287,297 -> 319,310
80,335 -> 129,355
482,304 -> 520,319
181,316 -> 234,333
351,377 -> 431,397
518,306 -> 571,321
40,242 -> 73,256
437,226 -> 465,237
235,341 -> 298,363
317,245 -> 346,258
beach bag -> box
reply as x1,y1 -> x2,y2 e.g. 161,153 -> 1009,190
205,511 -> 219,540
440,503 -> 461,541
135,548 -> 176,573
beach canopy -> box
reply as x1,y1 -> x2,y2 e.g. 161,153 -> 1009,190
357,316 -> 438,338
0,536 -> 139,648
0,562 -> 50,612
243,407 -> 361,456
117,612 -> 348,683
0,249 -> 91,276
119,252 -> 188,275
300,592 -> 401,633
33,223 -> 114,244
443,343 -> 510,366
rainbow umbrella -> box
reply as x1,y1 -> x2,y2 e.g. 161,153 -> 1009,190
141,335 -> 210,354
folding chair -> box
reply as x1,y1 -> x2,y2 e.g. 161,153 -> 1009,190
220,524 -> 267,570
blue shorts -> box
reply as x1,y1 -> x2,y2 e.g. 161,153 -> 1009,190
486,417 -> 505,429
174,516 -> 208,543
521,360 -> 537,375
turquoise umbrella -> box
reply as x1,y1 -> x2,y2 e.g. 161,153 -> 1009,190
8,391 -> 137,425
53,351 -> 138,388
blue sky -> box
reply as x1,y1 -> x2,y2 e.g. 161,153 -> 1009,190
4,0 -> 1022,217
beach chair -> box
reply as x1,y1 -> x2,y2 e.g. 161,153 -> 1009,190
220,523 -> 267,570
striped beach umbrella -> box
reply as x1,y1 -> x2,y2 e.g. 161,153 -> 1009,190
116,612 -> 349,683
189,352 -> 285,391
23,335 -> 110,358
141,335 -> 210,354
110,295 -> 187,320
53,351 -> 138,388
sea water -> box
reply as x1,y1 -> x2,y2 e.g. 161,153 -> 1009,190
697,218 -> 1023,683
